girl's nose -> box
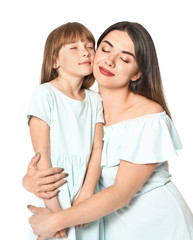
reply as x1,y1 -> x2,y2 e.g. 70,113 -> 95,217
83,48 -> 90,57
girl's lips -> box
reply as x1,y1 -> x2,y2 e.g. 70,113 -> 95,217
79,61 -> 91,65
99,66 -> 115,76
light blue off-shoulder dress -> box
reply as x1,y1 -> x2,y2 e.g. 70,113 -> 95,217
27,82 -> 104,240
100,111 -> 193,240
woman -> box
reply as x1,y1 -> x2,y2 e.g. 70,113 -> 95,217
24,21 -> 193,240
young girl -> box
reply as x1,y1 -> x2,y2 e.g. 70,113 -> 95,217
27,22 -> 104,240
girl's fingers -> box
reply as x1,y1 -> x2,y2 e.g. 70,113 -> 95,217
37,236 -> 46,240
75,223 -> 88,228
54,232 -> 61,238
60,229 -> 67,238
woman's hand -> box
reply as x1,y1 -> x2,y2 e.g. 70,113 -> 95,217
49,206 -> 68,239
22,153 -> 68,199
28,205 -> 57,240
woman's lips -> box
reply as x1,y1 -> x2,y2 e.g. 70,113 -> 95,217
99,66 -> 115,76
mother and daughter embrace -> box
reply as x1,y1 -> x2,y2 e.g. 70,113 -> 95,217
23,21 -> 193,240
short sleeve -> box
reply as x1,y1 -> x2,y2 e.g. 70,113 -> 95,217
27,85 -> 52,126
120,114 -> 183,164
96,95 -> 104,123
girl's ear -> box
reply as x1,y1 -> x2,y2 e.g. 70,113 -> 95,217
131,71 -> 142,81
52,57 -> 60,69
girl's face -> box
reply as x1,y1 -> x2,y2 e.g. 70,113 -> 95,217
93,30 -> 141,89
54,40 -> 95,79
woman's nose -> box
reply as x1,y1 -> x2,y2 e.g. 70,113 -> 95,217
105,55 -> 115,68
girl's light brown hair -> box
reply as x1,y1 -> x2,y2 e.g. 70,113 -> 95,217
40,22 -> 95,89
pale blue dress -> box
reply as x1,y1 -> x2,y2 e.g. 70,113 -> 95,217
100,111 -> 193,240
27,82 -> 104,240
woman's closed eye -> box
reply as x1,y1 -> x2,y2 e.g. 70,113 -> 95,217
101,48 -> 110,53
120,57 -> 129,63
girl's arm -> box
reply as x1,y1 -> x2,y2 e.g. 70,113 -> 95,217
73,123 -> 103,204
29,160 -> 158,239
29,117 -> 62,212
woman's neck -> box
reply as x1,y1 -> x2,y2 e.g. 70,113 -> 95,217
99,86 -> 137,125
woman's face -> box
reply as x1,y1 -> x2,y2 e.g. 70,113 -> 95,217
93,30 -> 141,89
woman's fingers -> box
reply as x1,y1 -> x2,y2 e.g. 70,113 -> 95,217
36,189 -> 59,200
36,178 -> 67,193
40,172 -> 68,185
28,152 -> 41,169
34,170 -> 68,199
38,167 -> 66,178
34,172 -> 68,199
27,205 -> 45,214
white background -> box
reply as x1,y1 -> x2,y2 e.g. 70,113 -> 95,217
0,0 -> 192,238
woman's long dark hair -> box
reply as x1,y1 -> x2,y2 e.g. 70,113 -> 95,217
97,21 -> 171,118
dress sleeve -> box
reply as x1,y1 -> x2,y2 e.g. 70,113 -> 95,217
27,85 -> 52,126
96,95 -> 104,123
120,114 -> 183,164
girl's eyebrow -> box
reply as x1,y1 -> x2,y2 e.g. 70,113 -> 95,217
102,40 -> 135,59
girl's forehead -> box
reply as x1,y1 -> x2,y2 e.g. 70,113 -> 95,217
62,31 -> 94,43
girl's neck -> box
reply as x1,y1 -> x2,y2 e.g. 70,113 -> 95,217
51,75 -> 85,100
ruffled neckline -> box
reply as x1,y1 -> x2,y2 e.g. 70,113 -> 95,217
104,111 -> 166,128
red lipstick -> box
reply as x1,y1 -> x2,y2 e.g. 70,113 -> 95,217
99,66 -> 115,76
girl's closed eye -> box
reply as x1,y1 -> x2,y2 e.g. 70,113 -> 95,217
86,44 -> 94,49
70,46 -> 77,50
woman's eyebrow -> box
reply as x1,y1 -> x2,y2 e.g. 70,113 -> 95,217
103,40 -> 113,47
103,40 -> 135,59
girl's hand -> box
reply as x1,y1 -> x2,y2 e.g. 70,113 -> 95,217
22,153 -> 68,199
54,228 -> 68,238
28,205 -> 57,240
75,223 -> 88,229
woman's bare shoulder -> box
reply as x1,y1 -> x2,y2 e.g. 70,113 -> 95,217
137,96 -> 164,115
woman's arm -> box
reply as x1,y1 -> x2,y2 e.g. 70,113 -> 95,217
29,160 -> 158,239
73,123 -> 103,204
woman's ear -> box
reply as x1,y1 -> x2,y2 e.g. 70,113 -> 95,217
131,71 -> 142,81
52,57 -> 60,69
